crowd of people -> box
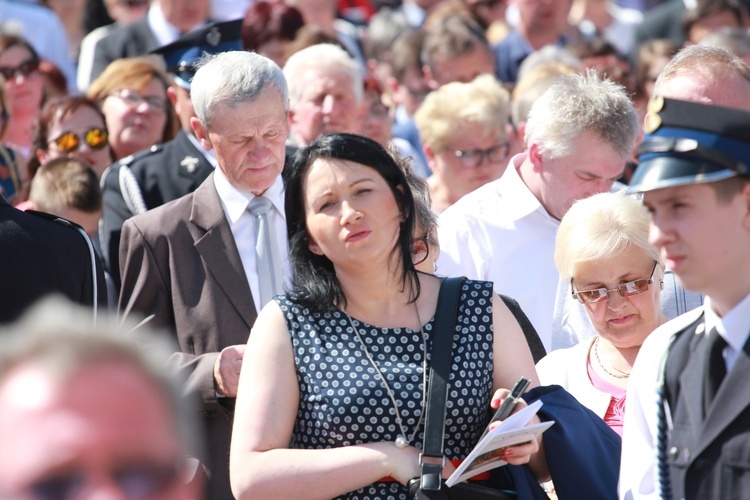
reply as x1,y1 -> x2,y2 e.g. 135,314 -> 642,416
2,0 -> 750,498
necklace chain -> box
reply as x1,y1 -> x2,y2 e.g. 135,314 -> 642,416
345,304 -> 427,448
593,336 -> 630,379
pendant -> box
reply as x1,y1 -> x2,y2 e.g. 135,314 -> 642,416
395,435 -> 408,448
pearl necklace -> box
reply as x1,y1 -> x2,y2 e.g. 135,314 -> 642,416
593,336 -> 630,379
345,304 -> 427,449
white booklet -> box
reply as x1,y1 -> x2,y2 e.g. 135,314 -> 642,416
445,400 -> 554,487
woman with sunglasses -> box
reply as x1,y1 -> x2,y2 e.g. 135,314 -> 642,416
535,192 -> 668,437
0,35 -> 45,160
30,96 -> 114,181
87,57 -> 178,162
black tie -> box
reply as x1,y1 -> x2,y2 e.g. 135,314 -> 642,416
703,328 -> 728,416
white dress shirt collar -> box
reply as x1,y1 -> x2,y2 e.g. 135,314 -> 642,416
213,167 -> 286,223
705,292 -> 750,360
498,153 -> 551,222
147,2 -> 207,47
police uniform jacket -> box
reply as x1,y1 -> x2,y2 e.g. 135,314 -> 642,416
118,172 -> 258,499
0,197 -> 107,323
100,130 -> 213,283
663,311 -> 750,499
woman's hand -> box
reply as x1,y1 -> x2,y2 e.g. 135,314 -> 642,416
373,442 -> 457,486
486,388 -> 541,466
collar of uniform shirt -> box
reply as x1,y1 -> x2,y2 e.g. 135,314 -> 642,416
703,293 -> 750,372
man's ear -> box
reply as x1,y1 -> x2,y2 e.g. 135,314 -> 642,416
527,142 -> 544,173
167,86 -> 178,107
191,117 -> 213,152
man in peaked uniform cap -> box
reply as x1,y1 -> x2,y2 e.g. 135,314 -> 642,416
99,19 -> 242,284
621,97 -> 750,500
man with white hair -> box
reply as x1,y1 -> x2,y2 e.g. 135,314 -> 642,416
283,43 -> 366,147
118,51 -> 291,498
438,71 -> 640,352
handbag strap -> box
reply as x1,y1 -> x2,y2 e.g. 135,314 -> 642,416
420,276 -> 465,491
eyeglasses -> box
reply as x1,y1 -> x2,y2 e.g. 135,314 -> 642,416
451,142 -> 510,169
23,462 -> 182,500
411,234 -> 431,266
0,59 -> 39,82
571,261 -> 659,304
110,88 -> 167,113
49,128 -> 109,154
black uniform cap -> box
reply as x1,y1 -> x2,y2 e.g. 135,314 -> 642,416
628,97 -> 750,193
150,18 -> 243,90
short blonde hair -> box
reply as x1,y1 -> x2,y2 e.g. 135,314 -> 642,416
554,192 -> 662,282
414,74 -> 509,152
87,56 -> 178,143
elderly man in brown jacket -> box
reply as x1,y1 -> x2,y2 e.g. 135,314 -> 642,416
118,51 -> 291,499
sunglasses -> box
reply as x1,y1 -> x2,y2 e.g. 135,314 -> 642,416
0,59 -> 39,82
571,261 -> 659,304
23,462 -> 182,500
49,128 -> 109,154
411,234 -> 430,266
451,142 -> 510,169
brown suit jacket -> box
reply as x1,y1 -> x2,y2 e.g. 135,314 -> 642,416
119,173 -> 257,499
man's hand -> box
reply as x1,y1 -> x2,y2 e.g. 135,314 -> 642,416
213,344 -> 246,397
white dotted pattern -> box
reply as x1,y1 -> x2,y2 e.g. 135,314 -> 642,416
278,280 -> 495,499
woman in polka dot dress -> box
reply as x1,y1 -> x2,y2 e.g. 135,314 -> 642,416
229,133 -> 546,499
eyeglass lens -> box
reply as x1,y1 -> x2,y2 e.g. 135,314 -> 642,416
454,143 -> 510,168
573,262 -> 658,304
113,89 -> 167,113
0,59 -> 39,82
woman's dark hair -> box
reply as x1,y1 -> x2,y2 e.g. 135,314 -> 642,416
284,133 -> 419,311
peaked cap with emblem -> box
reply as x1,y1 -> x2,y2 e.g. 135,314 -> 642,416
628,97 -> 750,193
150,18 -> 243,90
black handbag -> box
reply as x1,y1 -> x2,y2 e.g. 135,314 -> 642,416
407,277 -> 516,500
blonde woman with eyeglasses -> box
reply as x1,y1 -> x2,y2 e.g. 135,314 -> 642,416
535,192 -> 668,437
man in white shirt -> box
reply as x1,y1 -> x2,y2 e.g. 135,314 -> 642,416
438,71 -> 640,352
117,51 -> 290,499
619,44 -> 750,500
622,95 -> 750,500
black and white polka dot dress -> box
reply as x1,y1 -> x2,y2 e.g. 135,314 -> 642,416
277,279 -> 495,499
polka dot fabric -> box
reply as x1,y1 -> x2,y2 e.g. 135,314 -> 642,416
277,279 -> 495,499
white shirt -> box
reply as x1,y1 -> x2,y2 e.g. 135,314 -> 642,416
0,0 -> 77,92
147,2 -> 207,48
437,153 -> 594,352
618,292 -> 750,499
213,170 -> 291,314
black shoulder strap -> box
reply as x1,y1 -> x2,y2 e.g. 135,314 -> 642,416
420,276 -> 465,491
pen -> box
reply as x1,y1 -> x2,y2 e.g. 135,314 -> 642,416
479,376 -> 531,440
